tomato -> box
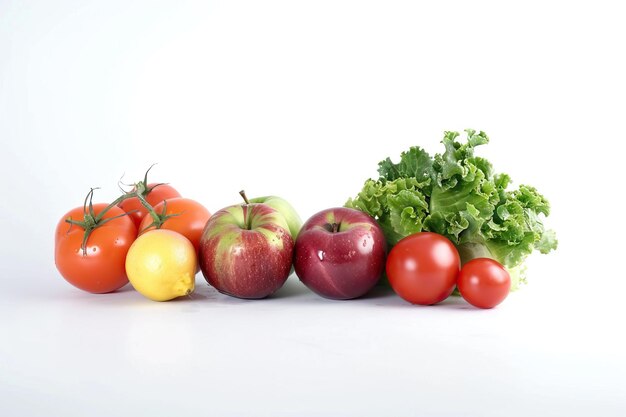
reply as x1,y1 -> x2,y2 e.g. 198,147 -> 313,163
386,232 -> 460,305
118,183 -> 181,228
138,197 -> 211,254
55,204 -> 137,293
457,258 -> 511,309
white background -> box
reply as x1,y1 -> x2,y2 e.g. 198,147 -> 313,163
1,1 -> 625,416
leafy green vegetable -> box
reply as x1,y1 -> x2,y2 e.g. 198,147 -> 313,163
346,129 -> 557,290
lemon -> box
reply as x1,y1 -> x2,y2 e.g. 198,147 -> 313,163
126,229 -> 196,301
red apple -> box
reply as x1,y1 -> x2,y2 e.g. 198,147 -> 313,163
294,207 -> 386,300
198,192 -> 294,299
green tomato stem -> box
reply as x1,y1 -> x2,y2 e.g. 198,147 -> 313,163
67,166 -> 173,255
135,192 -> 162,225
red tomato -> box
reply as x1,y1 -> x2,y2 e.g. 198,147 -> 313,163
55,204 -> 137,293
457,258 -> 511,309
138,197 -> 211,254
386,232 -> 460,305
118,183 -> 181,228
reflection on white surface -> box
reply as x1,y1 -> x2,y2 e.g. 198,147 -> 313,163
126,310 -> 195,368
0,274 -> 624,417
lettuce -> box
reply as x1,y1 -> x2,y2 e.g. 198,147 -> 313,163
346,129 -> 557,290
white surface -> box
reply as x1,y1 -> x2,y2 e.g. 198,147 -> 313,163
1,1 -> 625,416
2,270 -> 625,417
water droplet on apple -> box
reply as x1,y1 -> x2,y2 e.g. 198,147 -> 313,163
359,236 -> 374,254
317,250 -> 325,261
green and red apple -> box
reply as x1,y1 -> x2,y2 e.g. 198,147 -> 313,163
198,192 -> 294,299
248,195 -> 302,239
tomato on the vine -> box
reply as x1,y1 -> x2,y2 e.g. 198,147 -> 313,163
457,258 -> 511,309
55,201 -> 137,294
118,183 -> 181,228
386,232 -> 460,305
139,197 -> 211,253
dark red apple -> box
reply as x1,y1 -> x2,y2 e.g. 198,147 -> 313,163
293,207 -> 386,300
198,192 -> 294,299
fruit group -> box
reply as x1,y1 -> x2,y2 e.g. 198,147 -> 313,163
457,258 -> 511,309
293,207 -> 386,300
125,229 -> 196,301
386,232 -> 460,305
199,195 -> 294,299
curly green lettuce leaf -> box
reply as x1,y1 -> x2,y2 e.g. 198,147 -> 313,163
506,264 -> 528,292
535,229 -> 558,254
433,129 -> 490,187
345,177 -> 430,246
378,146 -> 434,192
425,129 -> 498,242
388,189 -> 429,242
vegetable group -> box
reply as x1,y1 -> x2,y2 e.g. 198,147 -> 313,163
346,129 -> 557,290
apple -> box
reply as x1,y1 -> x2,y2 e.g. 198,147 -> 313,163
293,207 -> 386,300
199,192 -> 294,299
249,195 -> 302,239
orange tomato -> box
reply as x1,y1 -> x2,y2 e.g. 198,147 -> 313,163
139,197 -> 211,254
55,204 -> 137,293
118,183 -> 181,228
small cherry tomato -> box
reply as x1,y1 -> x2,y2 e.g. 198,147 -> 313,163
386,232 -> 460,305
457,258 -> 511,309
55,203 -> 137,293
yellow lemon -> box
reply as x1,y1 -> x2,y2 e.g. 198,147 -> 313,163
126,229 -> 196,301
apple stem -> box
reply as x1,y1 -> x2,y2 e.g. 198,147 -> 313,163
239,190 -> 250,205
332,222 -> 339,233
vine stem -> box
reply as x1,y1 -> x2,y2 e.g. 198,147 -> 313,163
65,167 -> 166,255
